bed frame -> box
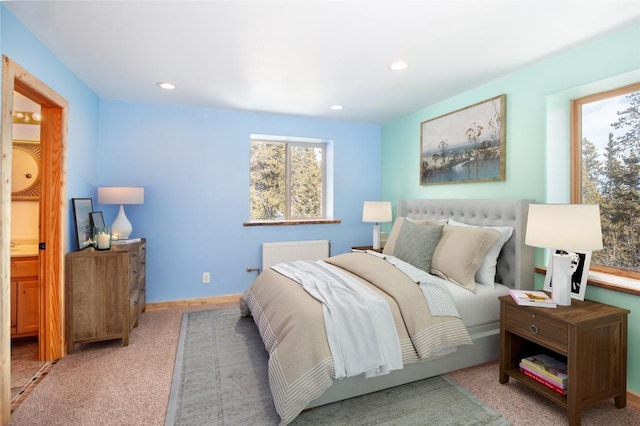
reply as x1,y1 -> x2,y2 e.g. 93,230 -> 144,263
307,198 -> 534,408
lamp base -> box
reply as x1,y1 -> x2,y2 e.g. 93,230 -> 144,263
372,224 -> 381,250
111,204 -> 133,239
551,253 -> 572,306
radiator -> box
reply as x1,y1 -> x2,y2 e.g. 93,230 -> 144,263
262,240 -> 330,270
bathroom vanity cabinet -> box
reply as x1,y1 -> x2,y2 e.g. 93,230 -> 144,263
10,255 -> 40,337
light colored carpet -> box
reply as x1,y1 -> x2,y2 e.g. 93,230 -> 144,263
166,308 -> 510,425
448,362 -> 640,426
8,308 -> 184,426
8,304 -> 637,426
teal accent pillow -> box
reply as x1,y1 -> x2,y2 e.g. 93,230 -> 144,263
393,221 -> 444,272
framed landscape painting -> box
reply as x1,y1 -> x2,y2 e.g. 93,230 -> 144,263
420,94 -> 506,185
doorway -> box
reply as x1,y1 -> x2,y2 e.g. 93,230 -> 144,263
10,91 -> 43,403
1,56 -> 67,424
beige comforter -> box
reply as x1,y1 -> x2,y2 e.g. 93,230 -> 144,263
239,252 -> 471,425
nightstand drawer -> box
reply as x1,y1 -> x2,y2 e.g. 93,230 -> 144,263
504,304 -> 568,351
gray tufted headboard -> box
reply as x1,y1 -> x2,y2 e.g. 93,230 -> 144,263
397,199 -> 534,290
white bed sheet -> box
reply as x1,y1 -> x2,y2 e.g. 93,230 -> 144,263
444,281 -> 510,328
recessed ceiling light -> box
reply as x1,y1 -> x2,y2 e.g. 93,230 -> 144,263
330,105 -> 343,110
389,61 -> 409,71
157,82 -> 176,90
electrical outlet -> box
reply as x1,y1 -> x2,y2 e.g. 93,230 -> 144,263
202,272 -> 211,284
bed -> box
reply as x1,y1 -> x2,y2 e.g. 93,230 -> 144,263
240,199 -> 534,425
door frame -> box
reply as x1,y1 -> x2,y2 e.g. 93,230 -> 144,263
1,55 -> 67,424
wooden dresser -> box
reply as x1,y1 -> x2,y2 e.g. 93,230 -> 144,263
65,239 -> 146,354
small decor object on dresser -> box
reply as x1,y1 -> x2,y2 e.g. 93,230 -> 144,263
508,289 -> 557,308
93,226 -> 111,250
111,237 -> 142,245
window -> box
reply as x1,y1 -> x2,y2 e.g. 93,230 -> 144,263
250,136 -> 327,221
571,82 -> 640,281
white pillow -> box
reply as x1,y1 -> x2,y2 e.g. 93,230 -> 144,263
447,218 -> 513,287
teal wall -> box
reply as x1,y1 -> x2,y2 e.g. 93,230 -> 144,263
381,23 -> 640,394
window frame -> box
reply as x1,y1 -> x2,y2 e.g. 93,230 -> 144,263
570,81 -> 640,285
249,136 -> 328,223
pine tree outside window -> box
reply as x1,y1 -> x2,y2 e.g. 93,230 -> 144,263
250,136 -> 326,221
571,82 -> 640,284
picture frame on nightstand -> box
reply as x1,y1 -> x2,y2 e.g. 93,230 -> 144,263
543,249 -> 591,301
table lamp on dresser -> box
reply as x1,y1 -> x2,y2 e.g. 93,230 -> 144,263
97,186 -> 144,240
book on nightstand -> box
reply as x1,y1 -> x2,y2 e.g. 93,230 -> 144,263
520,354 -> 568,388
519,364 -> 566,395
508,289 -> 557,308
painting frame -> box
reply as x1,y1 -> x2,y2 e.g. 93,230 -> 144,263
72,198 -> 94,250
543,250 -> 591,301
420,94 -> 506,185
90,211 -> 105,228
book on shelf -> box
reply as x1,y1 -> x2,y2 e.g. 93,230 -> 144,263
508,289 -> 557,308
520,354 -> 567,387
520,365 -> 566,395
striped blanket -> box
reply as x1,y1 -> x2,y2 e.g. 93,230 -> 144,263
240,252 -> 471,425
272,260 -> 403,379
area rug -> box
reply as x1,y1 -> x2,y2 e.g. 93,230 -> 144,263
165,308 -> 510,426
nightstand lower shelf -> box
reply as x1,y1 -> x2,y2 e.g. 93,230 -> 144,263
503,367 -> 567,407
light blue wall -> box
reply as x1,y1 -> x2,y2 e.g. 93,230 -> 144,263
381,23 -> 640,394
96,100 -> 381,302
1,6 -> 100,249
1,4 -> 382,304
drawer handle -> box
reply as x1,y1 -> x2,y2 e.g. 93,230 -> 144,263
529,324 -> 538,334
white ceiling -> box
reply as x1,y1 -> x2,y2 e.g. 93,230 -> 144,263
5,1 -> 640,124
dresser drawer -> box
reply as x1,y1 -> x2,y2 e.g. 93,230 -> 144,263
129,288 -> 145,330
504,304 -> 568,352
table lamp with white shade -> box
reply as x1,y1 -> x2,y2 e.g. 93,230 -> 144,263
97,186 -> 144,239
525,203 -> 603,306
362,201 -> 392,250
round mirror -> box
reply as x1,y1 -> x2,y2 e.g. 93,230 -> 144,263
12,142 -> 41,200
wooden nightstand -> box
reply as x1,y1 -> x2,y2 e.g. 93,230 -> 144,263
351,245 -> 383,253
499,295 -> 629,426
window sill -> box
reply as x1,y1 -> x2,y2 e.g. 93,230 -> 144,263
535,267 -> 640,296
243,219 -> 341,227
